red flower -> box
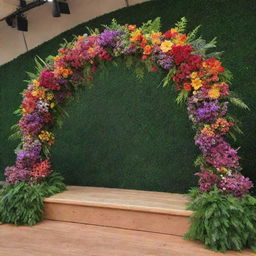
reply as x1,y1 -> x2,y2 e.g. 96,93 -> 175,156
171,45 -> 193,66
39,70 -> 60,91
183,82 -> 192,91
151,66 -> 158,72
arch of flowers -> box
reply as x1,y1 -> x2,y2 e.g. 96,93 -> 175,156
2,18 -> 255,251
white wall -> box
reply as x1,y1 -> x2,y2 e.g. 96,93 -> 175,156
0,0 -> 148,65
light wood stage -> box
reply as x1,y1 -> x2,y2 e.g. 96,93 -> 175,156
0,186 -> 254,255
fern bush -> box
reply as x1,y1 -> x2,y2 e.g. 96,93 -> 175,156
0,172 -> 65,225
185,187 -> 256,252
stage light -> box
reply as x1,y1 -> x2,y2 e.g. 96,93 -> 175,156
52,0 -> 61,17
20,0 -> 27,8
59,1 -> 70,14
17,15 -> 28,31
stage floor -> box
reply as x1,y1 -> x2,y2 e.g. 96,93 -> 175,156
1,220 -> 254,256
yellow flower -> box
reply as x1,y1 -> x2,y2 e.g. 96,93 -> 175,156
32,79 -> 39,88
47,93 -> 54,101
39,130 -> 55,145
160,40 -> 173,53
50,103 -> 55,108
151,32 -> 162,44
31,88 -> 46,99
190,72 -> 198,79
217,167 -> 228,173
191,78 -> 203,90
170,28 -> 178,33
208,84 -> 220,99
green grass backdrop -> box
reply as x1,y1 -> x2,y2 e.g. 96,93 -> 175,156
0,0 -> 255,193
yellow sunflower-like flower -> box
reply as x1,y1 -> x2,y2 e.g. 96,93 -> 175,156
191,78 -> 203,90
208,84 -> 220,99
160,40 -> 173,53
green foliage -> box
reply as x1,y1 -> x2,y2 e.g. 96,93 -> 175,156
187,25 -> 201,43
0,182 -> 44,225
175,17 -> 187,32
229,95 -> 250,110
141,17 -> 161,34
191,37 -> 217,56
176,89 -> 189,104
185,188 -> 256,252
0,172 -> 66,225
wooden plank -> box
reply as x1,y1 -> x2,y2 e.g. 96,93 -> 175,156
0,220 -> 254,256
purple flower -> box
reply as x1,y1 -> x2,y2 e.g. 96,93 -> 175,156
187,97 -> 228,124
19,112 -> 43,135
97,29 -> 123,48
195,134 -> 221,154
218,174 -> 253,198
195,101 -> 220,123
196,169 -> 219,193
205,139 -> 240,169
4,166 -> 31,184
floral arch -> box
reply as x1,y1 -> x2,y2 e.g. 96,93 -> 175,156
1,18 -> 255,252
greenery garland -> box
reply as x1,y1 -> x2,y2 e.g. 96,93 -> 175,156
1,17 -> 255,251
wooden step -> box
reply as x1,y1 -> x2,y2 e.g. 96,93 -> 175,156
44,186 -> 193,236
1,220 -> 254,256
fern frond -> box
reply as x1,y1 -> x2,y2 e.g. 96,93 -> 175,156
175,17 -> 187,32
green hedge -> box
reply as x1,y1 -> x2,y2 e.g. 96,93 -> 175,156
1,0 -> 255,193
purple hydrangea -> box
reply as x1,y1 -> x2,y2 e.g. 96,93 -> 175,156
97,29 -> 124,48
19,112 -> 43,135
218,174 -> 253,198
16,148 -> 40,170
4,166 -> 31,184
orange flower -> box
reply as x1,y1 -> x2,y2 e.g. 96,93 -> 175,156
130,29 -> 142,42
173,33 -> 187,45
128,25 -> 136,31
191,78 -> 203,90
143,45 -> 152,55
183,82 -> 192,91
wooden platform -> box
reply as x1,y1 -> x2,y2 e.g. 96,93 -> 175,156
44,186 -> 193,236
1,220 -> 254,256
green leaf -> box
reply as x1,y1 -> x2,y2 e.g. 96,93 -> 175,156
229,96 -> 249,110
176,89 -> 188,104
175,17 -> 187,32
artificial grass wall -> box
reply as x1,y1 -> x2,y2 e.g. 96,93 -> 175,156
0,0 -> 255,193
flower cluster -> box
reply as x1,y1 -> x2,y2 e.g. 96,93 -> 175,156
5,18 -> 253,197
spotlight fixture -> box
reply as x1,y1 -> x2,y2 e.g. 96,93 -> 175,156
52,0 -> 61,17
20,0 -> 27,8
59,1 -> 70,14
17,15 -> 28,31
